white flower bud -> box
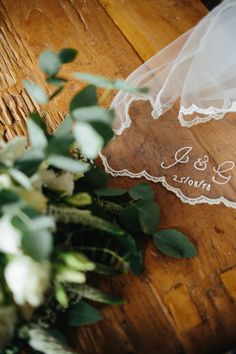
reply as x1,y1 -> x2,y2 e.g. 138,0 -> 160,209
56,267 -> 86,284
40,170 -> 75,195
0,174 -> 11,190
5,256 -> 50,307
62,252 -> 95,272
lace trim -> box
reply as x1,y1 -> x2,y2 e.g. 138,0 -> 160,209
114,95 -> 155,135
151,99 -> 236,127
100,151 -> 236,208
114,96 -> 236,134
178,101 -> 236,127
101,97 -> 236,208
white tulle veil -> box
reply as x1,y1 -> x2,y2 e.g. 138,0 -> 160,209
100,0 -> 236,208
107,0 -> 236,133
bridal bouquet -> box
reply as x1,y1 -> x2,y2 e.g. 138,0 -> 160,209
0,48 -> 197,353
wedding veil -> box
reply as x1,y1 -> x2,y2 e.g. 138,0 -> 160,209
109,0 -> 236,133
100,0 -> 236,208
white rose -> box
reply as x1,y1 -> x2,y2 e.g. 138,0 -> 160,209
0,216 -> 22,254
0,174 -> 11,190
0,306 -> 17,349
5,256 -> 50,307
40,170 -> 74,195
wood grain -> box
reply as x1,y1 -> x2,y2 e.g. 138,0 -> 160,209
0,1 -> 235,353
99,0 -> 208,60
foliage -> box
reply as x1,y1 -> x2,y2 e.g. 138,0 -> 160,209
0,47 -> 197,354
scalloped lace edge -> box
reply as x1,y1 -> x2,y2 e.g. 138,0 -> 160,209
178,102 -> 236,127
113,97 -> 236,134
100,152 -> 236,208
101,97 -> 236,208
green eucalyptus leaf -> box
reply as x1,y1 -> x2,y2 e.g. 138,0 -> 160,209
137,200 -> 160,234
59,48 -> 78,63
128,251 -> 143,275
119,204 -> 141,233
9,168 -> 32,190
29,112 -> 47,135
0,189 -> 20,207
22,229 -> 53,261
75,72 -> 149,94
90,121 -> 114,146
21,206 -> 39,219
46,329 -> 68,346
39,49 -> 61,76
72,106 -> 114,124
129,183 -> 155,201
23,80 -> 48,104
28,326 -> 72,354
67,301 -> 102,326
10,215 -> 25,234
46,77 -> 67,86
70,85 -> 97,112
46,134 -> 74,156
94,188 -> 127,197
74,284 -> 124,304
54,115 -> 73,138
82,167 -> 109,190
30,216 -> 55,231
27,118 -> 48,150
153,229 -> 197,259
48,155 -> 89,173
14,148 -> 44,176
73,121 -> 104,159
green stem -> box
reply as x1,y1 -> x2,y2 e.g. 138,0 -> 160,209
49,204 -> 124,236
95,198 -> 123,215
77,246 -> 128,267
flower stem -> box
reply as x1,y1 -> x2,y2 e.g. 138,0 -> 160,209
49,204 -> 124,236
95,198 -> 123,214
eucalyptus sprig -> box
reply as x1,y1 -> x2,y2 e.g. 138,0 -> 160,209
0,47 -> 197,354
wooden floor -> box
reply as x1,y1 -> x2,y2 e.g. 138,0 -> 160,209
0,1 -> 236,353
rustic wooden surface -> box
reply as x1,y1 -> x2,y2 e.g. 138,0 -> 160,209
0,1 -> 236,353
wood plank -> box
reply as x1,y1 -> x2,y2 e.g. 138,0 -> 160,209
1,1 -> 236,354
221,268 -> 236,301
99,0 -> 208,60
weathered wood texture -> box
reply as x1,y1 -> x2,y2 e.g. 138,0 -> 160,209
0,1 -> 235,353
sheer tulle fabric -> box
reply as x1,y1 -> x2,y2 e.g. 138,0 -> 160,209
110,0 -> 236,134
100,0 -> 236,208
